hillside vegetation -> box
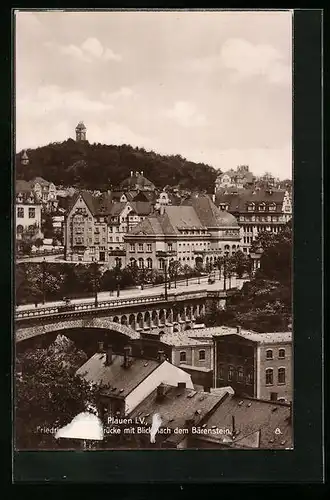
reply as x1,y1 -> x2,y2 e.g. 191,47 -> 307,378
16,139 -> 218,192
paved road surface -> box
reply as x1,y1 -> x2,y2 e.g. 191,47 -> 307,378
16,276 -> 246,312
17,254 -> 65,263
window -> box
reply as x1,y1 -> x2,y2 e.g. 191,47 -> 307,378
28,208 -> 35,218
270,392 -> 278,401
138,258 -> 144,269
198,350 -> 206,361
266,368 -> 273,385
228,365 -> 234,382
218,365 -> 224,379
246,371 -> 253,385
147,243 -> 152,252
278,367 -> 286,385
247,203 -> 255,212
266,349 -> 273,360
179,351 -> 186,363
258,203 -> 266,211
147,258 -> 152,269
16,225 -> 23,235
159,259 -> 165,270
237,366 -> 244,383
138,243 -> 143,252
269,203 -> 276,212
278,348 -> 285,359
168,243 -> 172,251
17,207 -> 24,218
130,243 -> 135,252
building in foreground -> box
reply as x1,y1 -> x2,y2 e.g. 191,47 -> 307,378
213,330 -> 292,402
124,195 -> 241,272
214,187 -> 292,253
76,344 -> 194,419
127,385 -> 292,449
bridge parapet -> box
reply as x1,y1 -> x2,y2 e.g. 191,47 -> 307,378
15,289 -> 217,322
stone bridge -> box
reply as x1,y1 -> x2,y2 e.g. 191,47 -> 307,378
15,289 -> 232,343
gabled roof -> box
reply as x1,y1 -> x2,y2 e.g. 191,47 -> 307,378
129,384 -> 228,433
67,191 -> 115,216
77,353 -> 161,399
120,173 -> 155,190
199,394 -> 292,449
182,195 -> 239,227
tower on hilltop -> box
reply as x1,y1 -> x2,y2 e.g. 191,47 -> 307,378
21,150 -> 29,166
75,121 -> 87,142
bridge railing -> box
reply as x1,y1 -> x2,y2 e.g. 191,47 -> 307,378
14,288 -> 224,320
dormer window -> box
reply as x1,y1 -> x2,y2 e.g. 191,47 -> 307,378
258,203 -> 266,211
247,203 -> 255,212
269,203 -> 276,212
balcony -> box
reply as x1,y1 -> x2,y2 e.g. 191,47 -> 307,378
108,249 -> 126,256
156,250 -> 177,258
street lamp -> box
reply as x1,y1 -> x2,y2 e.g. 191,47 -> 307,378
42,258 -> 46,304
92,258 -> 98,307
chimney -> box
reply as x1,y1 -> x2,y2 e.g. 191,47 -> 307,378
98,341 -> 104,353
236,326 -> 241,335
157,383 -> 166,399
158,350 -> 167,363
105,345 -> 113,365
177,382 -> 186,389
123,346 -> 132,368
231,415 -> 236,437
130,171 -> 133,177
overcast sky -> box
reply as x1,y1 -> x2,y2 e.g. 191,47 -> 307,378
15,10 -> 292,178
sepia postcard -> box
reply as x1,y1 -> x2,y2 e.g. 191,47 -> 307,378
14,9 -> 293,452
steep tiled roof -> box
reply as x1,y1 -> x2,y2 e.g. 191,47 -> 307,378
129,201 -> 153,216
16,180 -> 33,193
199,394 -> 292,449
77,353 -> 160,398
120,173 -> 155,190
32,176 -> 51,186
183,195 -> 239,227
238,331 -> 292,344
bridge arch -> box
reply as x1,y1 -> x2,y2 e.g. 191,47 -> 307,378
16,318 -> 140,343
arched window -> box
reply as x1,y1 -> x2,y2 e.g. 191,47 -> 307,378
198,350 -> 206,361
138,258 -> 144,269
266,349 -> 273,360
179,351 -> 186,363
16,225 -> 23,235
237,366 -> 244,382
266,368 -> 273,385
147,258 -> 152,269
278,348 -> 286,359
228,365 -> 234,382
278,367 -> 286,384
224,244 -> 230,250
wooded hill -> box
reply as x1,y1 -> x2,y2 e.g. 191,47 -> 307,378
16,139 -> 218,192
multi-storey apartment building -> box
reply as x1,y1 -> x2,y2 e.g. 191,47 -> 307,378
15,180 -> 42,240
124,195 -> 241,272
213,330 -> 292,403
215,187 -> 292,253
64,191 -> 154,266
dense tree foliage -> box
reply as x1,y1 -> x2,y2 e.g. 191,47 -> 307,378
203,225 -> 292,332
15,261 -> 206,305
15,337 -> 99,449
16,139 -> 218,192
